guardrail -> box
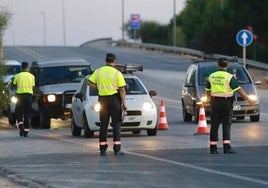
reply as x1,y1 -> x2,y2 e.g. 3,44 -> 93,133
111,40 -> 268,70
80,38 -> 268,70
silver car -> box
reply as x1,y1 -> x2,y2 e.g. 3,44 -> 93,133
181,59 -> 260,123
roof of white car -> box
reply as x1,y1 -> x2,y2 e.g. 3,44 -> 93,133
2,60 -> 21,66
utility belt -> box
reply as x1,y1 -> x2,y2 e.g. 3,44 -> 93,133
211,96 -> 234,105
211,96 -> 233,100
16,93 -> 32,96
99,92 -> 121,102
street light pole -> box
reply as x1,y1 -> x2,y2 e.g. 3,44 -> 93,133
40,12 -> 46,46
62,0 -> 66,46
11,30 -> 15,46
173,0 -> 176,47
122,0 -> 125,41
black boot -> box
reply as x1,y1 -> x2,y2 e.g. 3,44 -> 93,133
24,131 -> 29,137
99,144 -> 108,156
223,144 -> 236,154
114,144 -> 124,155
210,145 -> 218,154
18,124 -> 25,137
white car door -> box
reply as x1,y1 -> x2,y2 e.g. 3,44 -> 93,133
73,79 -> 88,126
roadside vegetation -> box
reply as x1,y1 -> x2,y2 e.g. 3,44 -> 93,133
125,0 -> 268,63
0,7 -> 11,115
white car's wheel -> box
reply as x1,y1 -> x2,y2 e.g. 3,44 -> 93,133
71,116 -> 81,136
83,114 -> 94,138
147,126 -> 157,136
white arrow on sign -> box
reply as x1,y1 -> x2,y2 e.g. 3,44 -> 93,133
241,32 -> 248,45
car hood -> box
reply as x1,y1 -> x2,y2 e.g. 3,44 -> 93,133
126,94 -> 156,109
38,83 -> 80,94
87,94 -> 156,109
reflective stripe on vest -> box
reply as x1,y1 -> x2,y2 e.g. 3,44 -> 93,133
209,71 -> 233,97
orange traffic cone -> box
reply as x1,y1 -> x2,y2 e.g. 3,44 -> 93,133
157,100 -> 169,130
194,103 -> 209,135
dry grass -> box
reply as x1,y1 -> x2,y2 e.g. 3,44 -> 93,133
248,67 -> 268,90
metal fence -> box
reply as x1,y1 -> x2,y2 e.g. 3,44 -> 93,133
81,38 -> 268,70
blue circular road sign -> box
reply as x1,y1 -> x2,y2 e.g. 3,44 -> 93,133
236,29 -> 253,47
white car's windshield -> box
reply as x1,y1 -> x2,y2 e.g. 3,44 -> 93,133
199,65 -> 251,85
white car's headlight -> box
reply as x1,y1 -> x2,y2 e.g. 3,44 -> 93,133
11,96 -> 17,104
248,95 -> 258,101
143,102 -> 154,111
47,94 -> 56,102
92,102 -> 101,112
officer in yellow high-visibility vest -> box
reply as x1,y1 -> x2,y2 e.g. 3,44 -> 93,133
88,53 -> 127,156
205,58 -> 255,154
13,62 -> 35,137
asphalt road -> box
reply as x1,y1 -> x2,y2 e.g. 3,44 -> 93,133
1,43 -> 268,188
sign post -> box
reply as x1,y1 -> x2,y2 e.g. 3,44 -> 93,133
236,29 -> 253,67
130,14 -> 140,42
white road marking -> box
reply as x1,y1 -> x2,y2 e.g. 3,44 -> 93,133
31,132 -> 268,186
125,151 -> 268,186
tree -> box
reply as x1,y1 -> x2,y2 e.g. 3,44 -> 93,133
0,7 -> 11,59
0,7 -> 11,115
178,0 -> 268,62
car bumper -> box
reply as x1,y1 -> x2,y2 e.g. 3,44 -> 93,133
205,104 -> 260,117
86,112 -> 157,131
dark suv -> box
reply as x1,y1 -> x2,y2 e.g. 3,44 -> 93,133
29,57 -> 93,129
181,59 -> 260,123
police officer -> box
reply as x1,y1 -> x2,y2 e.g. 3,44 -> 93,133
205,58 -> 255,154
88,53 -> 127,156
13,62 -> 35,137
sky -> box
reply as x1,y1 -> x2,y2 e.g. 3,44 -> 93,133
0,0 -> 186,46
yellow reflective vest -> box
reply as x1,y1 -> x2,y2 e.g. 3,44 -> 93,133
89,65 -> 126,96
13,72 -> 35,94
207,71 -> 235,97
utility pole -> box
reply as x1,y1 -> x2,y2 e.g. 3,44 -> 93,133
173,0 -> 177,47
62,0 -> 66,46
122,0 -> 125,41
40,12 -> 46,46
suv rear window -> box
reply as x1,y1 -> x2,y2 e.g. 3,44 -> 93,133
38,66 -> 92,85
198,65 -> 251,85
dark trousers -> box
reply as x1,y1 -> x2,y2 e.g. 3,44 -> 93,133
210,97 -> 233,142
99,94 -> 122,152
15,94 -> 33,130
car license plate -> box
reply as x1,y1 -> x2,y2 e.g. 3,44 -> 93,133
126,116 -> 136,121
233,105 -> 241,111
65,104 -> 72,108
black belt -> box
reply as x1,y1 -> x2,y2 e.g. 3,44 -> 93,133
17,93 -> 32,96
212,96 -> 233,100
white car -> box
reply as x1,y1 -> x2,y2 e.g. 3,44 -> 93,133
71,64 -> 158,138
1,60 -> 21,125
1,60 -> 21,84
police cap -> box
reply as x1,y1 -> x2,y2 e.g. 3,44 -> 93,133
21,61 -> 29,70
106,53 -> 117,63
218,58 -> 228,68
